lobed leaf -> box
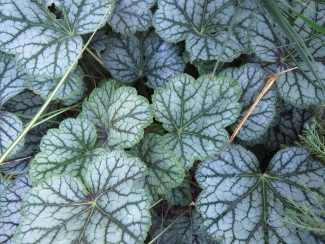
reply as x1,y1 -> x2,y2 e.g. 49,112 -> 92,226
153,0 -> 245,61
60,79 -> 86,106
102,30 -> 185,89
276,61 -> 325,109
1,91 -> 55,174
82,26 -> 109,52
219,64 -> 277,141
162,173 -> 192,206
15,151 -> 150,244
0,0 -> 114,78
175,211 -> 219,244
249,100 -> 312,150
258,0 -> 325,92
192,59 -> 218,76
153,211 -> 218,244
0,175 -> 34,244
29,118 -> 101,183
28,65 -> 84,101
152,73 -> 242,169
249,5 -> 325,108
133,133 -> 184,202
196,144 -> 325,243
78,79 -> 153,150
0,54 -> 27,107
0,112 -> 24,160
109,0 -> 157,35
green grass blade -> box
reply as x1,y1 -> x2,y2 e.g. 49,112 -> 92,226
255,0 -> 325,91
311,0 -> 325,4
211,3 -> 241,78
279,0 -> 325,34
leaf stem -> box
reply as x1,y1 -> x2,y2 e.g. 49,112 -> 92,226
86,47 -> 109,71
149,198 -> 164,209
147,210 -> 188,244
12,114 -> 60,125
190,180 -> 200,188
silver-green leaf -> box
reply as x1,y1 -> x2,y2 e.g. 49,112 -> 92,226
102,30 -> 185,89
276,61 -> 325,109
0,0 -> 114,78
1,90 -> 55,174
15,150 -> 150,243
28,65 -> 84,101
82,26 -> 109,52
133,133 -> 184,202
0,174 -> 34,244
153,211 -> 218,244
153,0 -> 244,61
0,138 -> 33,175
0,175 -> 10,195
0,54 -> 27,107
78,79 -> 153,150
29,118 -> 101,183
249,5 -> 325,108
249,100 -> 312,150
219,64 -> 277,141
196,144 -> 324,243
60,79 -> 86,106
162,173 -> 192,206
152,73 -> 242,169
0,111 -> 24,160
109,0 -> 157,35
175,211 -> 219,244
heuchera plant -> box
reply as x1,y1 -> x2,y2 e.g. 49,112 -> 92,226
0,0 -> 325,243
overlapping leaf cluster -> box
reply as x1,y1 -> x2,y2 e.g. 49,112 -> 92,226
0,0 -> 325,243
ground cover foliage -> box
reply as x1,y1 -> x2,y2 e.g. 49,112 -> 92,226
0,0 -> 325,243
